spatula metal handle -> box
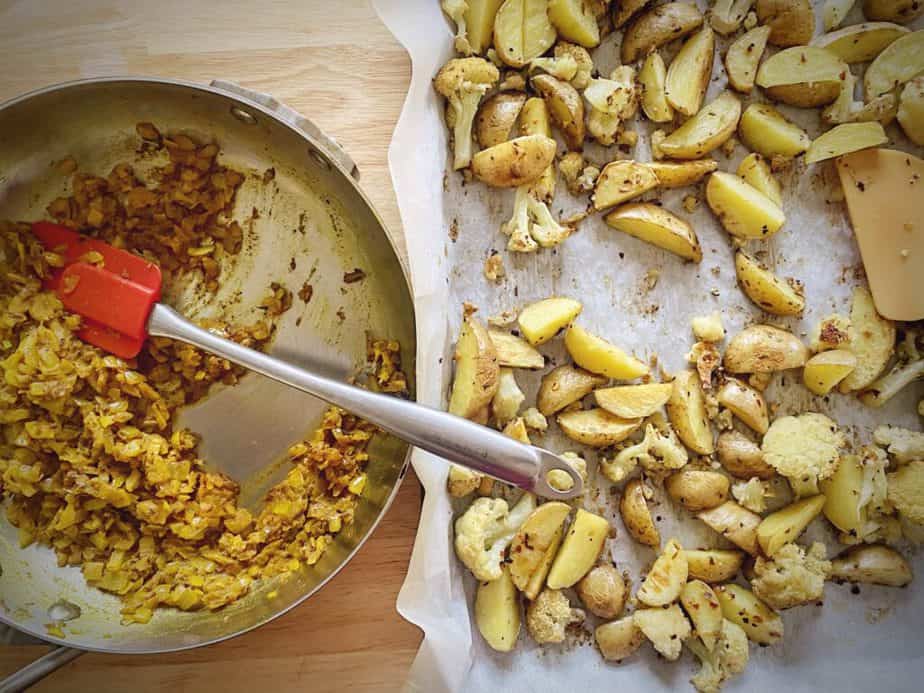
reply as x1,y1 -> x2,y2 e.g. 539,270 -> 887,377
148,304 -> 582,500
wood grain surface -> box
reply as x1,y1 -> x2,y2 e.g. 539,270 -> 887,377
0,0 -> 424,690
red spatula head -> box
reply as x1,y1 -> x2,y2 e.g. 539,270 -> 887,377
32,223 -> 163,359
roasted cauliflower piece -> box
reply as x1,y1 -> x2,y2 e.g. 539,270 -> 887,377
454,493 -> 537,581
434,57 -> 500,170
874,425 -> 924,464
526,588 -> 585,643
687,619 -> 750,693
502,186 -> 573,251
601,423 -> 688,482
762,413 -> 845,497
751,542 -> 830,610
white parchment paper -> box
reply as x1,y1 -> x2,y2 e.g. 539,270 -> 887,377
375,1 -> 924,691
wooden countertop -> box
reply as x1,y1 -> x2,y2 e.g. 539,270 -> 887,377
0,1 -> 423,690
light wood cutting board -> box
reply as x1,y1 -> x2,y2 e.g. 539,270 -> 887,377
0,1 -> 424,690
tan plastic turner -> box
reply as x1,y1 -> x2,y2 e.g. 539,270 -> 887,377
836,148 -> 924,321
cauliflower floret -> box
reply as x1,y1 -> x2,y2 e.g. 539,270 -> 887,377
526,589 -> 585,644
692,313 -> 726,342
554,42 -> 593,89
762,413 -> 845,497
522,406 -> 548,431
874,425 -> 924,464
732,477 -> 771,513
434,57 -> 499,170
530,55 -> 578,81
491,368 -> 524,426
888,461 -> 924,526
548,451 -> 588,492
687,619 -> 750,693
751,542 -> 831,610
860,359 -> 924,408
448,465 -> 481,497
846,446 -> 902,545
585,67 -> 638,146
454,493 -> 536,580
501,187 -> 573,252
440,0 -> 472,55
559,152 -> 585,193
601,424 -> 688,483
687,341 -> 721,390
634,603 -> 692,661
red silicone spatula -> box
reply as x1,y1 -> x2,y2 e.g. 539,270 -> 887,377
30,223 -> 583,500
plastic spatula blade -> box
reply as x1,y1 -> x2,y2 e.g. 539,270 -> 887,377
32,222 -> 163,359
837,148 -> 924,321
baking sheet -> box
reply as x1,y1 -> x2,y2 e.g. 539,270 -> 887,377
374,1 -> 924,691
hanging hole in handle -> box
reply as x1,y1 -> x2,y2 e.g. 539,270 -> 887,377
533,449 -> 583,500
230,106 -> 257,126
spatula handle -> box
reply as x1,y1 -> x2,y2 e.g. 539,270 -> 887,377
148,304 -> 582,500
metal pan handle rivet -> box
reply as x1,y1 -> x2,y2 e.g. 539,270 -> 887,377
229,105 -> 257,125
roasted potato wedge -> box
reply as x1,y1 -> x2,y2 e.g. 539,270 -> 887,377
684,549 -> 746,583
706,172 -> 786,240
813,21 -> 910,62
537,364 -> 608,416
756,494 -> 826,556
681,579 -> 723,651
509,502 -> 572,590
805,122 -> 888,164
547,508 -> 610,588
639,52 -> 673,122
493,0 -> 557,67
698,501 -> 761,555
864,0 -> 924,24
518,97 -> 556,200
716,431 -> 776,479
576,565 -> 628,619
524,525 -> 565,600
667,369 -> 714,455
659,92 -> 741,160
820,453 -> 864,534
595,617 -> 645,662
557,408 -> 643,448
594,382 -> 673,418
620,478 -> 660,547
715,583 -> 783,645
865,30 -> 924,98
829,544 -> 913,586
898,76 -> 924,145
665,27 -> 716,116
548,0 -> 600,47
518,296 -> 583,345
471,134 -> 557,188
823,0 -> 854,31
803,349 -> 857,395
839,287 -> 895,391
592,160 -> 660,210
604,203 -> 702,262
613,0 -> 653,28
737,154 -> 782,206
725,25 -> 772,94
756,46 -> 846,107
489,329 -> 545,369
565,324 -> 649,379
476,91 -> 527,148
756,0 -> 815,47
738,103 -> 811,157
734,252 -> 804,316
634,604 -> 692,660
449,316 -> 500,419
724,325 -> 809,373
647,159 -> 718,187
637,538 -> 688,607
717,377 -> 770,434
532,74 -> 586,150
665,470 -> 730,511
621,2 -> 704,64
465,0 -> 507,54
475,566 -> 521,652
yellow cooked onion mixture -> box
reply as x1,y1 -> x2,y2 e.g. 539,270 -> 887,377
0,124 -> 406,624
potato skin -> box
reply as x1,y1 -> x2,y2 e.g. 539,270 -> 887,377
595,616 -> 644,661
666,369 -> 715,455
537,364 -> 607,415
620,478 -> 660,547
532,74 -> 585,150
734,252 -> 805,317
723,325 -> 809,373
829,544 -> 914,586
471,134 -> 557,188
765,82 -> 842,108
449,316 -> 500,419
621,2 -> 704,63
757,0 -> 815,46
665,470 -> 730,511
659,92 -> 741,159
716,431 -> 777,479
716,377 -> 770,434
576,564 -> 628,618
475,91 -> 527,148
864,0 -> 924,24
